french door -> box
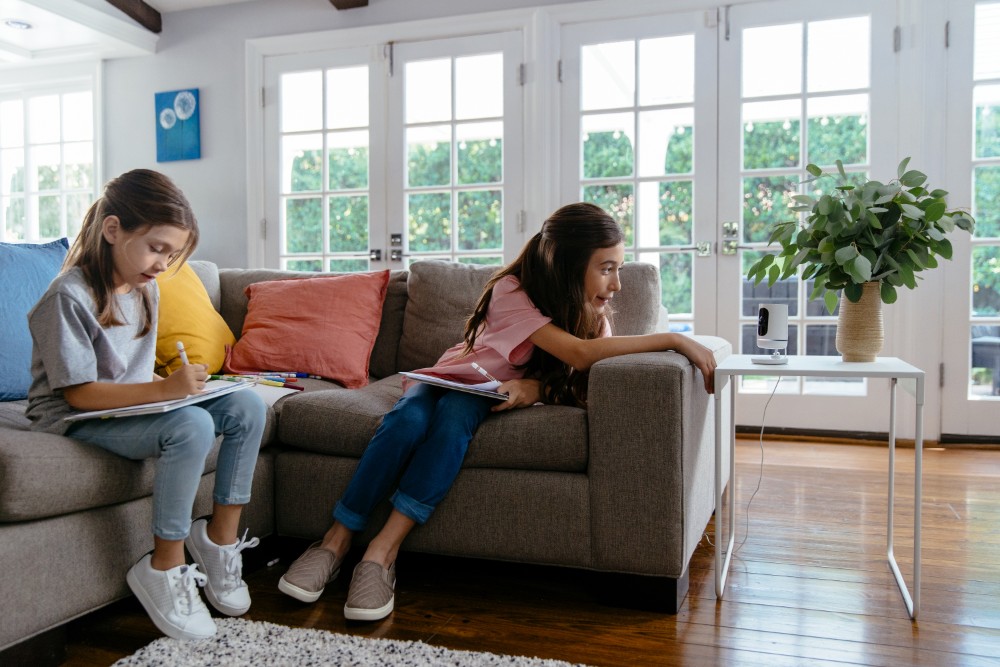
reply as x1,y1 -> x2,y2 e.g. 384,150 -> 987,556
942,0 -> 1000,437
560,0 -> 898,433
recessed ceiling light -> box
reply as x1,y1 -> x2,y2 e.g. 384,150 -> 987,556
3,19 -> 33,30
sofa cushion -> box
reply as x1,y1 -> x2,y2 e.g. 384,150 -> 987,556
277,375 -> 588,472
154,262 -> 236,375
398,261 -> 497,371
0,238 -> 69,401
0,399 -> 278,522
217,269 -> 409,381
224,271 -> 390,388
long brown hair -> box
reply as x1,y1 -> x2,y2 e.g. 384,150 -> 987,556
63,169 -> 198,337
463,202 -> 624,406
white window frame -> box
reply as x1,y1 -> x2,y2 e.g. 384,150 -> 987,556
0,61 -> 101,244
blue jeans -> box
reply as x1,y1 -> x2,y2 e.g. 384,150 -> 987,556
68,390 -> 266,541
334,383 -> 494,530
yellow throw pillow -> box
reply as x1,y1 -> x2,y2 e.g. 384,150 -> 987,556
155,263 -> 236,376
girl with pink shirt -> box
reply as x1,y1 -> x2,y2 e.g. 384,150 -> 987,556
278,202 -> 717,621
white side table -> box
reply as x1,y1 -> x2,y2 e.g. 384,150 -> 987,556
713,355 -> 925,619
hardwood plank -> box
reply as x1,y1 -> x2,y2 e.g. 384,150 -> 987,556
47,440 -> 1000,667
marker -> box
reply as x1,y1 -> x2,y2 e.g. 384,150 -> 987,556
176,341 -> 190,366
471,362 -> 500,384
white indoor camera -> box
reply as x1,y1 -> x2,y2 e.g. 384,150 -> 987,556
752,303 -> 789,365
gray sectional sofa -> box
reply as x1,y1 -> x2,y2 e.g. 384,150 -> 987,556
0,259 -> 731,657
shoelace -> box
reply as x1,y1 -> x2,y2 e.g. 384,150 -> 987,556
174,564 -> 208,615
221,529 -> 260,591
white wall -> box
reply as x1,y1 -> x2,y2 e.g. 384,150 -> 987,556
101,0 -> 579,268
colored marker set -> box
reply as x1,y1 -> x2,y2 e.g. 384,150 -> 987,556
209,374 -> 304,391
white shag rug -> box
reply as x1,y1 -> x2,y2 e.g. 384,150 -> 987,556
112,618 -> 589,667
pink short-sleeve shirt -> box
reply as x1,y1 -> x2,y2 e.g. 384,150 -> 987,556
408,275 -> 552,386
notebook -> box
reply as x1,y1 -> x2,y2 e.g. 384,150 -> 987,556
64,379 -> 251,421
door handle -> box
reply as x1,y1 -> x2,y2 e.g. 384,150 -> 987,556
722,240 -> 752,255
673,242 -> 713,257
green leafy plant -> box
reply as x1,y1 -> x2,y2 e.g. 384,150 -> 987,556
746,158 -> 977,314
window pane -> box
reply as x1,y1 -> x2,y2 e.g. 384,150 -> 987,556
408,192 -> 451,253
64,142 -> 93,189
281,71 -> 322,133
63,92 -> 93,141
970,325 -> 1000,397
328,194 -> 368,252
654,252 -> 692,316
4,196 -> 25,239
743,23 -> 802,97
583,183 -> 633,245
457,121 -> 502,185
406,59 -> 451,124
975,3 -> 1000,80
285,197 -> 322,253
282,134 -> 322,193
639,35 -> 694,106
974,84 -> 1000,159
639,109 -> 693,176
457,189 -> 501,251
581,41 -> 634,110
582,113 -> 634,178
807,95 -> 868,167
286,258 -> 322,272
743,272 -> 799,318
0,101 -> 23,147
327,130 -> 368,190
457,255 -> 503,265
67,193 -> 89,237
638,180 -> 691,246
1,149 -> 24,194
39,194 -> 61,238
743,175 -> 798,243
972,246 -> 1000,316
807,17 -> 869,92
407,125 -> 451,187
326,66 -> 368,129
743,100 -> 801,169
328,258 -> 369,272
28,95 -> 60,144
456,53 -> 503,120
974,165 -> 1000,238
31,145 -> 60,190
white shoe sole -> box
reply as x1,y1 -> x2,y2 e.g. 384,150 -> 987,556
343,596 -> 394,621
127,566 -> 216,641
277,575 -> 326,603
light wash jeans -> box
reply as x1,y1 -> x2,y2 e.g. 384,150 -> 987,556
334,382 -> 494,530
68,390 -> 266,541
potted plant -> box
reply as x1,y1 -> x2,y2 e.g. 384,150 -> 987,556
746,158 -> 976,361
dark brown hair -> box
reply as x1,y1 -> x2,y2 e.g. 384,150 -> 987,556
63,169 -> 198,337
463,202 -> 624,406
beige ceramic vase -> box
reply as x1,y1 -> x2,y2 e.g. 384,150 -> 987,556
835,281 -> 884,362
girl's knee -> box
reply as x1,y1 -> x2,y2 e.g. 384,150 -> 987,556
167,407 -> 216,453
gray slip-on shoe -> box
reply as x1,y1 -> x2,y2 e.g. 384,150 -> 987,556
343,560 -> 396,621
278,542 -> 343,603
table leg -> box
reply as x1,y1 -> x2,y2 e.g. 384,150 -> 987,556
886,377 -> 919,619
715,374 -> 736,599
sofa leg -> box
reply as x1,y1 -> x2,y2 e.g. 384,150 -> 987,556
0,624 -> 67,667
593,568 -> 690,614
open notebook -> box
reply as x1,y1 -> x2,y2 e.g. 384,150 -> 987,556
64,379 -> 251,421
399,372 -> 508,400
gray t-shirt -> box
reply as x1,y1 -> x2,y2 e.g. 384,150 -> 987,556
26,267 -> 159,434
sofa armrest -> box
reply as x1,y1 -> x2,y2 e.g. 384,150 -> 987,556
586,335 -> 731,578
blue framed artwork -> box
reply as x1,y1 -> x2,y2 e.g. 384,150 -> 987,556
155,88 -> 201,162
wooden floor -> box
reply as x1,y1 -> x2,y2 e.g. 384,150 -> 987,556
59,439 -> 1000,666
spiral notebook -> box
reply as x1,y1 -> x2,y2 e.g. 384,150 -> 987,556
64,379 -> 251,421
399,372 -> 508,400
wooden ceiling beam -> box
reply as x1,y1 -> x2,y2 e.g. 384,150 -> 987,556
329,0 -> 368,8
105,0 -> 162,33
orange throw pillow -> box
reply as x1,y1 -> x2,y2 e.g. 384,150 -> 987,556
224,271 -> 390,388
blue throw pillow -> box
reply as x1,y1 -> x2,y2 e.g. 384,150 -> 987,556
0,238 -> 69,400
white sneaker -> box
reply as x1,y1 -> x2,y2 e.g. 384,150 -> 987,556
184,518 -> 259,616
126,554 -> 216,641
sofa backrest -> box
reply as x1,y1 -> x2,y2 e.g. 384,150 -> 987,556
397,260 -> 661,371
198,259 -> 660,381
